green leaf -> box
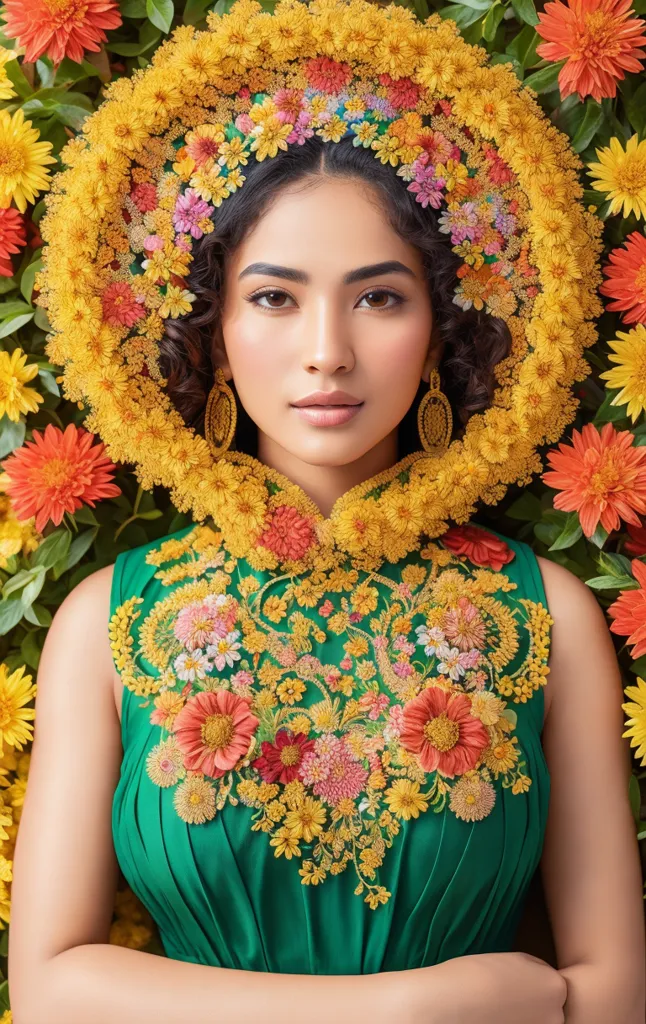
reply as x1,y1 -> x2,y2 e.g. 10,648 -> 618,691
0,978 -> 9,1012
3,58 -> 33,99
571,99 -> 604,153
548,511 -> 583,551
32,529 -> 71,570
21,630 -> 42,671
52,527 -> 98,579
38,368 -> 60,397
20,258 -> 43,303
625,82 -> 646,137
597,551 -> 634,577
438,3 -> 484,25
23,602 -> 52,628
505,25 -> 539,70
121,0 -> 148,14
73,505 -> 100,527
593,387 -> 629,425
0,312 -> 35,339
585,574 -> 637,591
629,654 -> 646,677
510,0 -> 538,25
0,415 -> 25,460
505,491 -> 542,521
137,509 -> 163,521
523,60 -> 565,94
0,596 -> 24,635
146,0 -> 174,32
3,569 -> 38,599
629,774 -> 642,823
482,2 -> 505,40
0,300 -> 35,319
182,0 -> 214,22
589,522 -> 610,549
22,566 -> 47,607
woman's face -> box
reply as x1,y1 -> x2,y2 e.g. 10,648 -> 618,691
217,175 -> 438,471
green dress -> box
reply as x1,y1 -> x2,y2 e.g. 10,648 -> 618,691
110,455 -> 552,975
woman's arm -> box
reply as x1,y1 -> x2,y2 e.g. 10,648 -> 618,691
537,556 -> 646,1024
9,564 -> 566,1024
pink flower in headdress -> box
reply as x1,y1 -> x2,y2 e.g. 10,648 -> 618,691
130,182 -> 157,213
102,281 -> 146,327
416,130 -> 454,165
258,505 -> 315,560
287,112 -> 315,146
274,87 -> 305,122
379,73 -> 420,110
408,164 -> 445,209
438,202 -> 480,244
173,188 -> 214,239
305,55 -> 353,92
143,233 -> 164,251
235,113 -> 254,134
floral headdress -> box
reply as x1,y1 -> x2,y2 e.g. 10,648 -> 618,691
35,0 -> 605,574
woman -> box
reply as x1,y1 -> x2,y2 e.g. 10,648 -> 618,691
7,2 -> 646,1021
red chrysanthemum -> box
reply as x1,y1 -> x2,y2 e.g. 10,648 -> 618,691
102,281 -> 146,328
2,0 -> 123,65
0,423 -> 122,532
253,728 -> 315,784
305,56 -> 353,93
258,505 -> 315,561
378,73 -> 421,110
599,231 -> 646,325
0,207 -> 26,278
608,558 -> 646,657
542,421 -> 646,537
536,0 -> 646,102
173,690 -> 259,779
399,686 -> 489,779
441,524 -> 515,571
130,182 -> 158,214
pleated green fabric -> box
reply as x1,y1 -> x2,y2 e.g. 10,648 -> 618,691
110,520 -> 551,974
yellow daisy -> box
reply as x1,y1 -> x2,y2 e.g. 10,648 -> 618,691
0,664 -> 36,752
0,108 -> 56,213
384,779 -> 429,820
283,797 -> 326,842
600,325 -> 646,423
587,134 -> 646,221
0,348 -> 44,422
0,48 -> 16,101
622,675 -> 646,766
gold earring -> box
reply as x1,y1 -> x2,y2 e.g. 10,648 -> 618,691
417,367 -> 452,455
205,366 -> 237,458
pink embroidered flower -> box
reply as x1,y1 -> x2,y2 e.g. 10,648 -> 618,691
173,690 -> 259,778
400,686 -> 489,779
286,112 -> 315,146
172,188 -> 214,239
130,181 -> 157,212
275,643 -> 298,668
101,282 -> 146,327
258,505 -> 315,560
358,691 -> 390,721
348,611 -> 363,623
318,599 -> 334,617
339,655 -> 352,670
231,669 -> 254,695
301,734 -> 368,806
305,55 -> 353,92
235,112 -> 254,133
443,596 -> 487,652
384,703 -> 404,741
174,595 -> 238,650
393,634 -> 415,655
393,660 -> 413,678
143,233 -> 164,251
441,524 -> 515,571
253,729 -> 315,784
373,635 -> 388,650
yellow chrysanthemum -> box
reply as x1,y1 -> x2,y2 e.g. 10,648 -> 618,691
384,779 -> 429,820
0,48 -> 16,101
0,108 -> 56,213
0,348 -> 44,422
622,675 -> 646,766
587,134 -> 646,221
0,663 -> 36,752
0,492 -> 40,570
600,325 -> 646,423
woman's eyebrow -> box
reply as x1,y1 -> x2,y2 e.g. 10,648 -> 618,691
238,260 -> 417,284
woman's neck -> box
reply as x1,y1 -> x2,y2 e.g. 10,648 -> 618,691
256,430 -> 399,518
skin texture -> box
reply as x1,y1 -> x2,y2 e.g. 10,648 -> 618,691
8,176 -> 646,1024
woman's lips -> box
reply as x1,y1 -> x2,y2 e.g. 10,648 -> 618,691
291,403 -> 363,426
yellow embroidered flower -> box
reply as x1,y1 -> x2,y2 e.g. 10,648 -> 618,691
263,595 -> 288,623
277,677 -> 306,705
299,860 -> 327,885
146,739 -> 186,787
344,636 -> 369,657
284,797 -> 326,841
288,714 -> 312,736
270,824 -> 301,859
310,701 -> 339,731
0,664 -> 36,751
482,737 -> 520,776
365,886 -> 391,909
448,772 -> 496,822
511,774 -> 532,794
350,583 -> 379,616
384,779 -> 429,820
173,776 -> 216,824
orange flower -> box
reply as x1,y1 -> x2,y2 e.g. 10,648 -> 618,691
440,524 -> 515,571
535,0 -> 646,102
0,423 -> 121,532
608,558 -> 646,657
625,519 -> 646,556
2,0 -> 122,65
599,231 -> 646,325
399,686 -> 489,779
0,208 -> 26,277
542,421 -> 646,538
172,690 -> 259,779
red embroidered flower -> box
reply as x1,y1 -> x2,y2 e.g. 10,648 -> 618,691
400,686 -> 489,779
441,524 -> 515,571
102,281 -> 146,327
608,558 -> 646,658
130,182 -> 157,213
305,56 -> 353,92
173,690 -> 259,779
378,73 -> 420,109
253,729 -> 315,784
258,505 -> 315,560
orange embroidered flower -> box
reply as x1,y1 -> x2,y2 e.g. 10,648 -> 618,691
608,558 -> 646,657
441,524 -> 515,571
0,422 -> 121,532
2,0 -> 123,65
258,505 -> 315,560
542,421 -> 646,537
535,0 -> 646,103
399,686 -> 489,779
172,690 -> 259,778
599,231 -> 646,325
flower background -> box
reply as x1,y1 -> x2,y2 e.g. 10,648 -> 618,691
0,0 -> 644,1011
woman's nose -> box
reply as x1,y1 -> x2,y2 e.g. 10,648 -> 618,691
300,298 -> 355,375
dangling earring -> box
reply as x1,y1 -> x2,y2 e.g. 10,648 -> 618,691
205,366 -> 237,458
417,367 -> 453,455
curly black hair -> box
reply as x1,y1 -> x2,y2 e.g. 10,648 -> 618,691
158,133 -> 512,459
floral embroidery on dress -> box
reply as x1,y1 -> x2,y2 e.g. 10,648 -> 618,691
109,521 -> 552,910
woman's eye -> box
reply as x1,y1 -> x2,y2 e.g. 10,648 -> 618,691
247,288 -> 404,311
249,290 -> 294,310
358,289 -> 403,310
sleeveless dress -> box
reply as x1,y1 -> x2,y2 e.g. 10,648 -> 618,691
109,463 -> 552,975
